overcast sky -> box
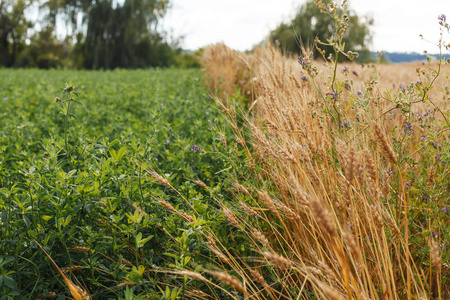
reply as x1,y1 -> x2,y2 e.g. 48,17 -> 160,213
163,0 -> 449,53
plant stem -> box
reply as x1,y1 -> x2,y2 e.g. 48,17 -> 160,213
64,96 -> 71,156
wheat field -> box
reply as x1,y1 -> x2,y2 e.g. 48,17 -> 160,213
194,43 -> 449,299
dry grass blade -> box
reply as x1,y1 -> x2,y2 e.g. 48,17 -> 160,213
35,241 -> 91,300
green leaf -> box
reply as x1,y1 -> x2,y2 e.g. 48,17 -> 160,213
22,215 -> 31,228
2,276 -> 18,290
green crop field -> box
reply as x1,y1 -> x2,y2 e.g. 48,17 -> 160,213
0,69 -> 247,299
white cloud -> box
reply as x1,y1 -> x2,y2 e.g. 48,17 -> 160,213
164,0 -> 450,53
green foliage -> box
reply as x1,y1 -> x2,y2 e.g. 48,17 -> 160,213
0,68 -> 238,298
15,27 -> 71,69
0,0 -> 33,67
269,0 -> 373,62
72,0 -> 175,69
1,0 -> 187,69
173,51 -> 201,69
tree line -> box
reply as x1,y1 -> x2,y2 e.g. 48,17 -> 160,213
1,0 -> 374,69
0,0 -> 200,69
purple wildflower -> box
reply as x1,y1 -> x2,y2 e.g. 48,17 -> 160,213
402,122 -> 413,135
438,14 -> 446,23
300,75 -> 308,81
352,70 -> 358,76
357,90 -> 363,97
298,57 -> 308,69
329,90 -> 339,100
421,135 -> 426,141
207,120 -> 215,130
191,145 -> 200,152
344,82 -> 351,90
342,65 -> 349,73
442,206 -> 449,214
405,181 -> 410,190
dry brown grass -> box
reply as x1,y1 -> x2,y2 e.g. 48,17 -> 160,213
200,43 -> 253,100
198,43 -> 449,299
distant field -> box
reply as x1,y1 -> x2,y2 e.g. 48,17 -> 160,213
320,61 -> 450,103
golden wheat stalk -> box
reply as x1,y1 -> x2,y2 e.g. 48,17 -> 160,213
35,241 -> 91,300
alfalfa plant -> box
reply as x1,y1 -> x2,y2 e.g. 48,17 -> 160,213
55,81 -> 82,161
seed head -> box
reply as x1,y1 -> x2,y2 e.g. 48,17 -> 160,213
342,230 -> 360,259
72,246 -> 90,253
195,180 -> 208,189
131,203 -> 147,216
223,207 -> 242,229
262,251 -> 292,269
116,281 -> 136,288
310,200 -> 337,236
64,84 -> 75,93
430,240 -> 441,271
149,170 -> 170,187
373,124 -> 398,164
159,200 -> 176,212
258,191 -> 281,219
240,201 -> 260,217
319,283 -> 345,300
180,212 -> 195,223
62,265 -> 83,273
178,270 -> 207,282
251,227 -> 269,246
121,258 -> 134,267
248,268 -> 267,286
235,182 -> 250,196
207,271 -> 246,294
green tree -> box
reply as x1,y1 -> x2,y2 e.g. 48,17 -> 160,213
0,0 -> 33,67
15,26 -> 72,68
269,0 -> 373,62
44,0 -> 174,69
